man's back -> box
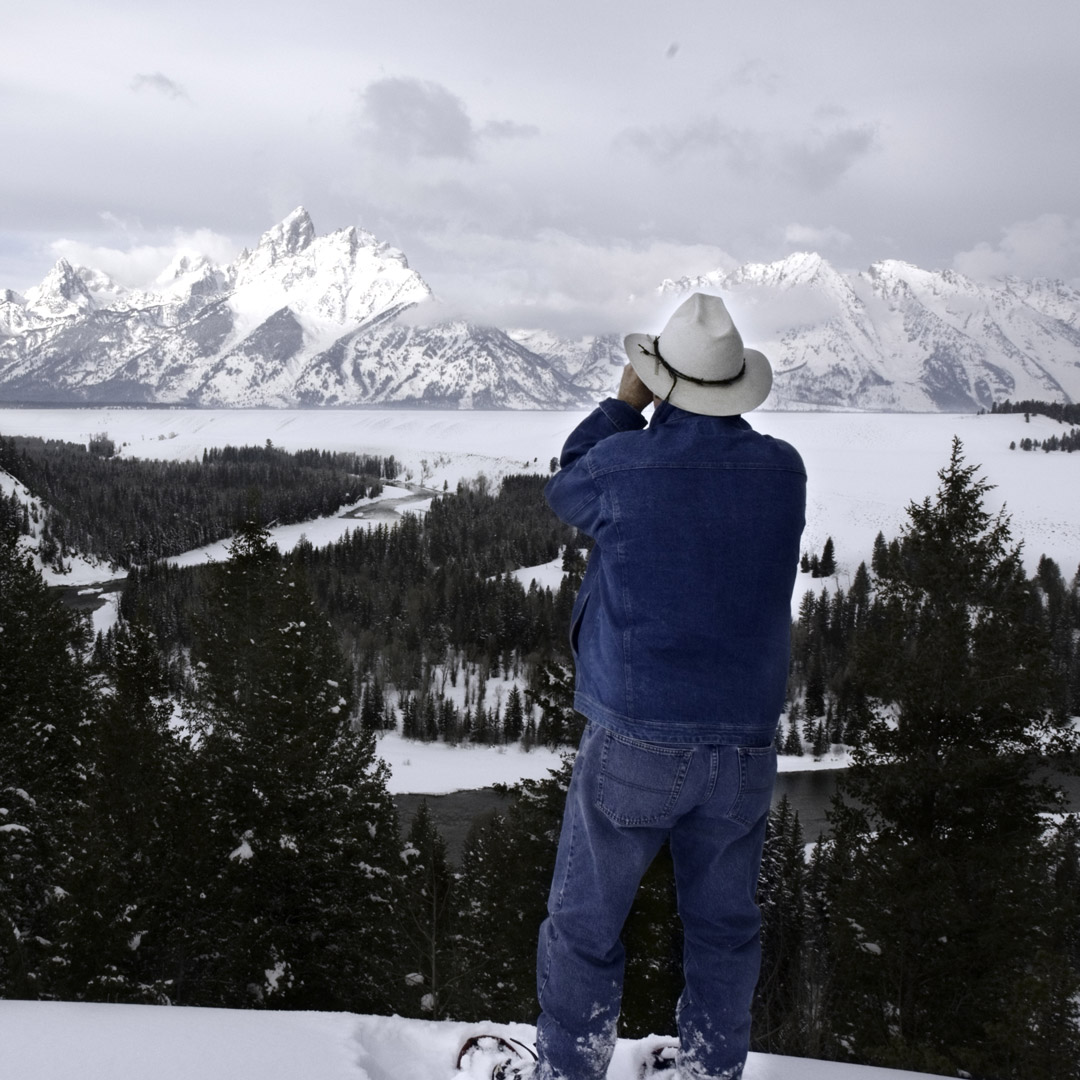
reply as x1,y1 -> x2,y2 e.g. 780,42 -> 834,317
545,400 -> 806,744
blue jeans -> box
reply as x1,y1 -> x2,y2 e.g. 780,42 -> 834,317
535,722 -> 776,1080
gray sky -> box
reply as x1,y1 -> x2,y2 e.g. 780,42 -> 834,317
3,0 -> 1079,335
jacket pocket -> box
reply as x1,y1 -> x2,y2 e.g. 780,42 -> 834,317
569,590 -> 589,660
595,729 -> 693,828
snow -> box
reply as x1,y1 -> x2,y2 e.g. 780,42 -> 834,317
2,406 -> 1075,578
375,731 -> 567,796
0,1001 -> 954,1080
376,731 -> 844,794
163,485 -> 421,570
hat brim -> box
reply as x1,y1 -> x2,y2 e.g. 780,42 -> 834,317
624,334 -> 773,416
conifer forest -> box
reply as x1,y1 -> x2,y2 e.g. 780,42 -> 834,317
2,429 -> 1080,1079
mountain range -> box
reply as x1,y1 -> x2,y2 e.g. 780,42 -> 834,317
1,209 -> 1077,410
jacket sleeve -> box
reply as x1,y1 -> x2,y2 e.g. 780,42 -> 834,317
544,399 -> 646,536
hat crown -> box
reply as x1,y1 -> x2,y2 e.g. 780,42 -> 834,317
623,290 -> 772,415
658,293 -> 745,381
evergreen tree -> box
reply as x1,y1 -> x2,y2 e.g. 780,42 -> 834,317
828,438 -> 1079,1077
399,802 -> 457,1018
781,717 -> 804,757
753,796 -> 808,1054
503,685 -> 525,743
183,519 -> 402,1011
456,757 -> 574,1022
455,812 -> 521,1020
818,537 -> 836,577
360,676 -> 388,730
55,619 -> 198,1004
870,531 -> 888,576
0,526 -> 93,998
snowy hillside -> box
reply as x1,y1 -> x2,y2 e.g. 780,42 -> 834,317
0,1001 -> 954,1080
666,252 -> 1080,411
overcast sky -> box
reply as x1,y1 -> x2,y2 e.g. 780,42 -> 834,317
3,0 -> 1079,335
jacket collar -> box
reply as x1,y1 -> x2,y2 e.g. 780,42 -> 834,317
650,401 -> 752,430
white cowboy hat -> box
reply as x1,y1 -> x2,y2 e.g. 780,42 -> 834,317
624,293 -> 772,416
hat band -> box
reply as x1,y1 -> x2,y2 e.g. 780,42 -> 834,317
638,338 -> 747,402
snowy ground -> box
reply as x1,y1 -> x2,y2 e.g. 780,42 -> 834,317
375,730 -> 846,796
3,405 -> 1077,582
0,1001 -> 953,1080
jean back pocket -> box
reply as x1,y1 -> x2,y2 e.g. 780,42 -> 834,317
595,729 -> 694,828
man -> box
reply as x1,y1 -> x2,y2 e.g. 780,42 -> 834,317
524,294 -> 805,1080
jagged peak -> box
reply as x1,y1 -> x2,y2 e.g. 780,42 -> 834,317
26,258 -> 94,305
156,252 -> 215,285
663,252 -> 846,298
256,207 -> 316,258
728,251 -> 841,289
42,257 -> 79,283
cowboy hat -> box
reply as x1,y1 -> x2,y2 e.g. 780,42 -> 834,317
624,293 -> 772,415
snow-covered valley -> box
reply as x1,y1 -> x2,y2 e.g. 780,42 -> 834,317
4,404 -> 1078,583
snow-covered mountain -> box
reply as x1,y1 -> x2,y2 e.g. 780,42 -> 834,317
2,216 -> 1078,409
665,252 -> 1080,411
0,209 -> 587,408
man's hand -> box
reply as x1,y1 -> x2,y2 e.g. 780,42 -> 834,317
617,364 -> 654,411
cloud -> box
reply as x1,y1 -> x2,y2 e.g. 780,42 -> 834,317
720,59 -> 780,95
354,76 -> 538,168
616,116 -> 876,190
130,72 -> 188,100
479,119 -> 540,141
780,124 -> 877,190
953,214 -> 1080,283
355,77 -> 476,162
615,117 -> 763,170
782,223 -> 853,250
399,229 -> 737,337
48,227 -> 238,288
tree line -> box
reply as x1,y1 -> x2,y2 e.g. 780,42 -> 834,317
0,434 -> 397,569
118,473 -> 585,749
1012,431 -> 1080,453
989,398 -> 1080,425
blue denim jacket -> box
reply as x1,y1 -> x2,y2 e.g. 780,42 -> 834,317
545,398 -> 806,745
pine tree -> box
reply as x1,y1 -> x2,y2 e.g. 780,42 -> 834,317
620,842 -> 683,1039
0,526 -> 94,998
781,716 -> 804,757
503,685 -> 525,743
399,802 -> 457,1018
818,536 -> 836,577
753,796 -> 808,1054
828,438 -> 1079,1077
55,618 -> 197,1004
182,519 -> 402,1011
455,757 -> 574,1022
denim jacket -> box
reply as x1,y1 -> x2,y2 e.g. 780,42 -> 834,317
545,398 -> 806,745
